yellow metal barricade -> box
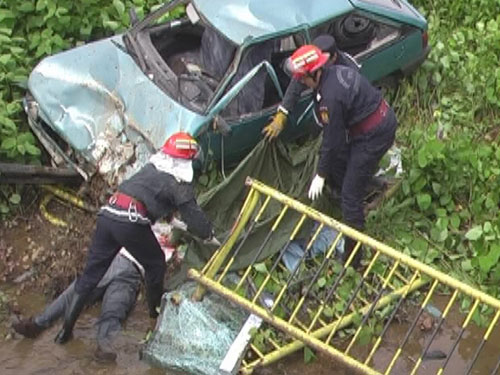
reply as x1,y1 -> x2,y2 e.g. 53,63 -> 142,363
189,178 -> 500,374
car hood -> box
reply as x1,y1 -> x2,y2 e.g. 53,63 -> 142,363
27,35 -> 207,180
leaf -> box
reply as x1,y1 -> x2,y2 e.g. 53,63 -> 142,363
417,148 -> 428,168
478,245 -> 500,273
304,346 -> 316,364
103,20 -> 120,31
1,137 -> 16,150
450,213 -> 460,230
17,143 -> 26,155
253,263 -> 268,274
113,0 -> 125,16
317,277 -> 326,288
461,259 -> 473,272
25,143 -> 41,156
0,54 -> 12,66
465,226 -> 483,241
18,3 -> 35,13
417,193 -> 431,210
9,193 -> 20,204
0,116 -> 17,130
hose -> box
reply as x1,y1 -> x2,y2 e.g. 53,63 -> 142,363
39,185 -> 98,227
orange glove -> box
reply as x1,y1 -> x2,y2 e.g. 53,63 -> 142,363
262,109 -> 288,140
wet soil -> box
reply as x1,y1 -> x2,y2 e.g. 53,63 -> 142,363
1,189 -> 500,375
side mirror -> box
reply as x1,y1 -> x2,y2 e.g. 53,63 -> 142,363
129,8 -> 138,26
213,115 -> 232,137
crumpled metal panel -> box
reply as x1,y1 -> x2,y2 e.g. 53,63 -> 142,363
193,0 -> 354,44
27,35 -> 207,176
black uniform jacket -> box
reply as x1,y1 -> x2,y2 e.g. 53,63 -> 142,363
101,163 -> 213,240
315,65 -> 382,178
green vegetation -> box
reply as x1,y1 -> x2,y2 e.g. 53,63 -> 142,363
0,0 -> 169,213
368,0 -> 500,297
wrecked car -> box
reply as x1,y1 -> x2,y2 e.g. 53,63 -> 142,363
24,0 -> 429,185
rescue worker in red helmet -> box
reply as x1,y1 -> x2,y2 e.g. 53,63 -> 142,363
53,131 -> 217,344
289,45 -> 398,268
262,34 -> 360,140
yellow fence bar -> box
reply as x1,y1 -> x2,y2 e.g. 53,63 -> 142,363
246,177 -> 500,310
190,268 -> 428,375
187,178 -> 500,375
194,187 -> 260,301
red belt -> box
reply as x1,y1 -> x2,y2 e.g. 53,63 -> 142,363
109,192 -> 147,217
349,100 -> 388,138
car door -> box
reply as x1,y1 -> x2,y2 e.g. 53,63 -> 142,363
202,32 -> 312,166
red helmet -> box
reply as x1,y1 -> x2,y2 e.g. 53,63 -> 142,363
161,132 -> 199,159
288,45 -> 330,79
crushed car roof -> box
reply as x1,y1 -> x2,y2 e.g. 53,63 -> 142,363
193,0 -> 354,44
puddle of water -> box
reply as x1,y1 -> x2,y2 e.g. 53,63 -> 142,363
3,288 -> 500,375
0,285 -> 171,375
255,295 -> 500,375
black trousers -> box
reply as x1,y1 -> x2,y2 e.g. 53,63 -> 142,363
326,108 -> 398,230
75,215 -> 165,318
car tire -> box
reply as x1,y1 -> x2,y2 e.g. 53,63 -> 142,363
333,14 -> 375,50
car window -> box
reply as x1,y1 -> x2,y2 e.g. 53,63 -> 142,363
221,32 -> 306,120
310,12 -> 400,60
143,16 -> 237,114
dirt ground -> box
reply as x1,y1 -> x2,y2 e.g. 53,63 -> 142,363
0,184 -> 166,374
1,185 -> 499,375
0,185 -> 98,328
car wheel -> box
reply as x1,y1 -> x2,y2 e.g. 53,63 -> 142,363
333,14 -> 375,50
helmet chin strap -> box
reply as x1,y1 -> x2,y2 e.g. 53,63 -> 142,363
313,69 -> 322,87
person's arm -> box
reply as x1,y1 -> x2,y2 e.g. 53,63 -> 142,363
317,99 -> 346,178
281,78 -> 306,113
262,78 -> 307,140
338,51 -> 361,71
177,199 -> 213,240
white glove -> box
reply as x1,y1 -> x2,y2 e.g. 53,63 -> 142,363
170,217 -> 188,231
308,174 -> 325,201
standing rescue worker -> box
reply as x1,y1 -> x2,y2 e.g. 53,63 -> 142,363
53,132 -> 217,344
288,45 -> 398,268
262,35 -> 360,140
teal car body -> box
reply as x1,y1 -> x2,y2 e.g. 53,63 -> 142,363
24,0 -> 429,183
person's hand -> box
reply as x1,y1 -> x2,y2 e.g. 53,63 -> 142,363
262,109 -> 288,140
170,217 -> 187,231
308,175 -> 325,200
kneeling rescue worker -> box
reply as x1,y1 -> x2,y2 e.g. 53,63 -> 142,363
288,45 -> 398,268
54,131 -> 217,344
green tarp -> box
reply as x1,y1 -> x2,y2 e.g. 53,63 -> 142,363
168,137 -> 340,288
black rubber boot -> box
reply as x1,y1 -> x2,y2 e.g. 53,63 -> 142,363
342,237 -> 364,270
13,318 -> 44,338
54,292 -> 87,344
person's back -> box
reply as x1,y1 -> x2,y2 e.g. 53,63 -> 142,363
318,64 -> 381,129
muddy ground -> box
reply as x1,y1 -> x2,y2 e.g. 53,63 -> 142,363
1,186 -> 500,375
